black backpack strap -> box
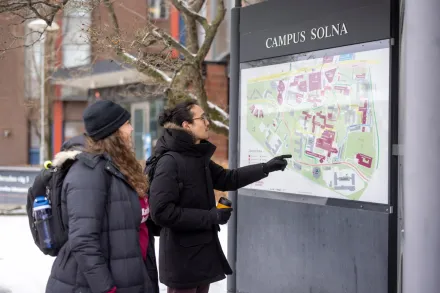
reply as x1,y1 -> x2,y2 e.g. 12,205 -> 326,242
162,151 -> 186,192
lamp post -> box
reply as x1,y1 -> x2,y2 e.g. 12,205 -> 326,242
27,19 -> 59,165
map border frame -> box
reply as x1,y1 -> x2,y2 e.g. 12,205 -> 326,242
238,39 -> 392,206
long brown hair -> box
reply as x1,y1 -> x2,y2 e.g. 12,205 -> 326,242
86,131 -> 148,197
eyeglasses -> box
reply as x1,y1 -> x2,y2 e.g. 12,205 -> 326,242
193,113 -> 210,122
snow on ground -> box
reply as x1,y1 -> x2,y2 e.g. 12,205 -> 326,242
0,216 -> 227,293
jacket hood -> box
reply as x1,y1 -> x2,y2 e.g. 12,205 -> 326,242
52,135 -> 86,167
154,123 -> 216,158
61,135 -> 85,151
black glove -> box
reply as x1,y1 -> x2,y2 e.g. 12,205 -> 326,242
263,154 -> 292,174
209,207 -> 233,225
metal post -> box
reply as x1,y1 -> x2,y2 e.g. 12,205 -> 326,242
39,35 -> 45,165
27,19 -> 59,164
402,0 -> 440,292
227,2 -> 241,292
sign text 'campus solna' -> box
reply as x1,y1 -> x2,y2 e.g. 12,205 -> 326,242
265,23 -> 348,49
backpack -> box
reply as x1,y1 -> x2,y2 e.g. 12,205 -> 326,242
144,151 -> 185,196
26,156 -> 77,256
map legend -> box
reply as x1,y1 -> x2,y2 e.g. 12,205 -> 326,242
247,150 -> 271,164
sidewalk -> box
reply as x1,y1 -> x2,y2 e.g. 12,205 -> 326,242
0,215 -> 227,293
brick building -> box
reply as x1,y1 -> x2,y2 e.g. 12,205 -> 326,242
0,15 -> 27,166
0,0 -> 231,166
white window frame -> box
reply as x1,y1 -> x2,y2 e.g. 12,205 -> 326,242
24,22 -> 45,100
131,102 -> 151,160
62,3 -> 92,68
148,0 -> 169,19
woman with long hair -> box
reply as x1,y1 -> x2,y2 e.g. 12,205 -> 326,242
46,100 -> 159,293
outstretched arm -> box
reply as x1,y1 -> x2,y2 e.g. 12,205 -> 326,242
209,161 -> 267,191
210,155 -> 292,191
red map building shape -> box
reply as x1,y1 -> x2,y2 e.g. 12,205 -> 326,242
299,80 -> 308,92
325,68 -> 337,83
309,72 -> 322,91
356,153 -> 372,168
316,130 -> 338,157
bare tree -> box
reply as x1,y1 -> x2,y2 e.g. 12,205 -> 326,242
94,0 -> 229,135
1,0 -> 230,136
0,0 -> 68,25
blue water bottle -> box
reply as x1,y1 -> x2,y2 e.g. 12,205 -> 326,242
33,196 -> 54,249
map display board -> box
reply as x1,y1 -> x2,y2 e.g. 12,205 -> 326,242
239,46 -> 390,204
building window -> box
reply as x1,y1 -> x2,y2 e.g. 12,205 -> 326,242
64,121 -> 85,142
148,0 -> 169,19
29,122 -> 41,165
29,122 -> 41,149
131,103 -> 149,160
130,100 -> 165,160
149,99 -> 165,147
24,24 -> 44,100
63,3 -> 92,68
61,86 -> 88,100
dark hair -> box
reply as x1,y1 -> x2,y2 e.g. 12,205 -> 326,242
158,100 -> 198,127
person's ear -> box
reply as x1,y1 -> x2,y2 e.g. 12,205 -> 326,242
182,121 -> 191,130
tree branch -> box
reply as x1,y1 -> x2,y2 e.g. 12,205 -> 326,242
150,25 -> 195,60
170,0 -> 209,31
188,0 -> 206,12
103,0 -> 120,36
120,51 -> 172,84
207,101 -> 229,120
102,0 -> 175,85
182,0 -> 205,54
209,119 -> 229,136
0,0 -> 70,24
27,0 -> 49,21
196,0 -> 225,62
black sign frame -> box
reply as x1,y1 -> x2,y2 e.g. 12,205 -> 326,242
240,0 -> 391,63
230,0 -> 401,292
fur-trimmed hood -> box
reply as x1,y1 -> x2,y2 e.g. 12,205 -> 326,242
163,122 -> 196,141
52,135 -> 85,167
163,122 -> 182,130
52,150 -> 82,167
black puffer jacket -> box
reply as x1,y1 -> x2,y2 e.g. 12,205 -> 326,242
149,124 -> 268,289
45,143 -> 159,293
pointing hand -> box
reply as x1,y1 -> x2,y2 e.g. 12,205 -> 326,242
263,154 -> 292,173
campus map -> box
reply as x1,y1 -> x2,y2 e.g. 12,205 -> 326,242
239,47 -> 390,204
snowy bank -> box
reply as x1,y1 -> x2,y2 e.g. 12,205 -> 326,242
0,216 -> 227,293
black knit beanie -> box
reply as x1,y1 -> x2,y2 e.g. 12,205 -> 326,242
83,100 -> 131,141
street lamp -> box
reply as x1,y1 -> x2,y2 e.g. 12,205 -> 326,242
27,19 -> 59,165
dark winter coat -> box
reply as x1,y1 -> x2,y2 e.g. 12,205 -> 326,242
45,138 -> 159,293
149,124 -> 268,289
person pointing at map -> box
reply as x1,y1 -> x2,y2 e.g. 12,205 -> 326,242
147,100 -> 291,293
